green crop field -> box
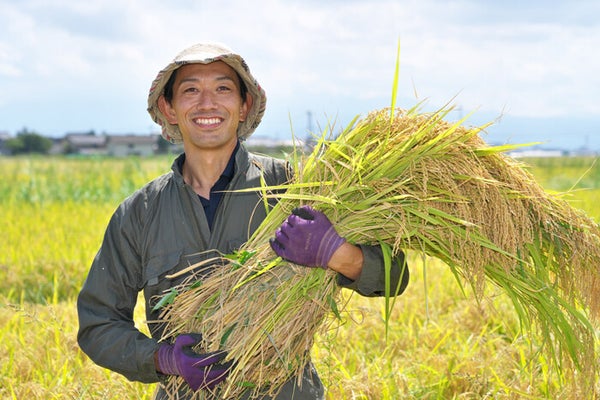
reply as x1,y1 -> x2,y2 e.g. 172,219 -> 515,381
1,154 -> 598,399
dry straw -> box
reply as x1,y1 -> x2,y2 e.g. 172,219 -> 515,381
157,104 -> 600,399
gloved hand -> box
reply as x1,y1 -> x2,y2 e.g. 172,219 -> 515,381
269,205 -> 346,268
156,333 -> 232,391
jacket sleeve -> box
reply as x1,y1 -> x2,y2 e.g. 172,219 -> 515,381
77,199 -> 161,383
336,244 -> 409,297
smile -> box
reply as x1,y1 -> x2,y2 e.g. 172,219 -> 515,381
193,117 -> 222,125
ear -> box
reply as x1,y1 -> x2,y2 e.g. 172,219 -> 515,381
239,93 -> 253,122
157,95 -> 178,125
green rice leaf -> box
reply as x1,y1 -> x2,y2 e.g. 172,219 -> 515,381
152,287 -> 178,312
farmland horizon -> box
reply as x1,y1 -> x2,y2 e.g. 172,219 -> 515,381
2,109 -> 599,154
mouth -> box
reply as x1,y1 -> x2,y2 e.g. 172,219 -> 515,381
193,117 -> 223,127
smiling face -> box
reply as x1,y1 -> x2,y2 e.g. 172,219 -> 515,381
158,61 -> 252,152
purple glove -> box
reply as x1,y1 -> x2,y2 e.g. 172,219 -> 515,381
156,333 -> 232,391
269,205 -> 346,268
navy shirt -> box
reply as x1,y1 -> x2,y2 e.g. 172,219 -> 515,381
199,142 -> 239,230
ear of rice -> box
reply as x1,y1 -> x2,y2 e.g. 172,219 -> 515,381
157,105 -> 600,399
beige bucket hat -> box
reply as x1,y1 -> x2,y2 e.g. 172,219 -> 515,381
147,42 -> 267,143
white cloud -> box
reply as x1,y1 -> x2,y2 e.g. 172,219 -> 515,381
395,12 -> 600,119
0,0 -> 598,147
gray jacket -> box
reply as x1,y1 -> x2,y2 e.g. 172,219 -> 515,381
77,145 -> 409,399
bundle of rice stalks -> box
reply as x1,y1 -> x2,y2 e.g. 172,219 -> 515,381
157,104 -> 600,399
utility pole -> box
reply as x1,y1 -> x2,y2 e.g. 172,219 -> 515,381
306,110 -> 313,133
305,110 -> 315,150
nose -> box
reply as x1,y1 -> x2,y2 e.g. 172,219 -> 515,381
195,90 -> 217,110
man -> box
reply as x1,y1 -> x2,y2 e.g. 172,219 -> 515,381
77,42 -> 409,399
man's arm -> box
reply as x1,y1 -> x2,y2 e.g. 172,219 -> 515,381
327,242 -> 363,280
77,203 -> 161,383
335,244 -> 409,297
271,205 -> 410,297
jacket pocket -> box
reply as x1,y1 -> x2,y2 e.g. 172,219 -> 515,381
144,249 -> 183,287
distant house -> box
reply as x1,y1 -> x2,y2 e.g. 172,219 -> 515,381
65,132 -> 107,155
508,148 -> 566,158
246,135 -> 297,148
106,134 -> 159,157
2,130 -> 177,157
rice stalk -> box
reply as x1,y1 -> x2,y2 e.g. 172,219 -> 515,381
157,105 -> 600,399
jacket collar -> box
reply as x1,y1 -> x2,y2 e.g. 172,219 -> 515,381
171,142 -> 251,184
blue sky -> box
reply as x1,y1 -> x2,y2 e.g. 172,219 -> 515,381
1,0 -> 599,150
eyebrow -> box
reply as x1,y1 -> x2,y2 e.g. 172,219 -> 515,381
179,75 -> 236,85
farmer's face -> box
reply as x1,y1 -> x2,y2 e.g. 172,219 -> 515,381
159,61 -> 251,151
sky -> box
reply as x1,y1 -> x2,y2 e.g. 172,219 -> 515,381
1,0 -> 599,150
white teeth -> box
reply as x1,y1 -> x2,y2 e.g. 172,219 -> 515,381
195,117 -> 220,125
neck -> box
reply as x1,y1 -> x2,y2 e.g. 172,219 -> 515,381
182,142 -> 237,198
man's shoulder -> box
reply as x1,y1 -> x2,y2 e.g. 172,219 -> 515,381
246,152 -> 291,184
247,151 -> 286,166
121,171 -> 176,209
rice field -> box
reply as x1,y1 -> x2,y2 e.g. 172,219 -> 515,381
0,154 -> 598,399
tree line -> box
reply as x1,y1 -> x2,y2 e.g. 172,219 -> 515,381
2,128 -> 54,155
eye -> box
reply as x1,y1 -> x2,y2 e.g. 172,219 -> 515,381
217,85 -> 233,93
